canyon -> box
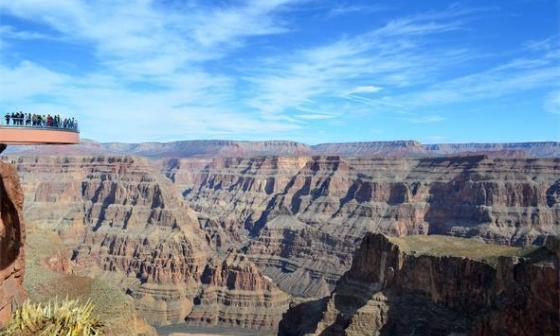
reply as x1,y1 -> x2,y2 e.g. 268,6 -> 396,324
0,140 -> 558,333
6,155 -> 290,330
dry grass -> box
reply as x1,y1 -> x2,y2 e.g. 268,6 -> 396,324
389,234 -> 536,266
22,227 -> 155,335
0,299 -> 104,336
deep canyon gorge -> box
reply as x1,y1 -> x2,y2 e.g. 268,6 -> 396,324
0,140 -> 558,335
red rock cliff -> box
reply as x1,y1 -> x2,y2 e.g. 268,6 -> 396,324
0,160 -> 26,326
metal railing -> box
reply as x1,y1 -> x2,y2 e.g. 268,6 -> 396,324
1,117 -> 79,133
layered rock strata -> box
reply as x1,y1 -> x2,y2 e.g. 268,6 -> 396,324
279,233 -> 560,336
187,252 -> 290,329
71,156 -> 210,325
7,154 -> 560,329
0,160 -> 26,326
10,156 -> 292,328
168,155 -> 560,298
312,141 -> 560,158
5,140 -> 560,158
10,156 -> 209,325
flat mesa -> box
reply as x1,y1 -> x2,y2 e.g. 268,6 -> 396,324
0,126 -> 80,145
388,234 -> 537,266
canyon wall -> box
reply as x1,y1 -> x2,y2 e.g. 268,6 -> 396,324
5,140 -> 560,159
187,251 -> 290,329
312,141 -> 560,158
6,153 -> 559,330
9,155 -> 290,328
279,233 -> 560,335
167,155 -> 560,298
0,160 -> 26,326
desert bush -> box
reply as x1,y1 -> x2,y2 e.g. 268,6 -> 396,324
0,298 -> 104,336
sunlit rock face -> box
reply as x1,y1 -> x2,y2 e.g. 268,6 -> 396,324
169,155 -> 560,298
311,141 -> 560,158
9,156 -> 292,329
279,233 -> 560,336
0,160 -> 26,326
11,156 -> 209,325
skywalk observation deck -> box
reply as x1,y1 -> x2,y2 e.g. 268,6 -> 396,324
0,118 -> 80,145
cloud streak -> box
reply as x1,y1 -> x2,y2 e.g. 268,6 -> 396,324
0,1 -> 557,142
245,6 -> 481,118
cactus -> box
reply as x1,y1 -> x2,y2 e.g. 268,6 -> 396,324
0,298 -> 104,336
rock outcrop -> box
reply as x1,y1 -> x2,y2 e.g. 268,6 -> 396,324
0,159 -> 26,326
7,156 -> 209,325
279,233 -> 560,335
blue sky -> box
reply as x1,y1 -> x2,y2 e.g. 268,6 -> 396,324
0,0 -> 558,144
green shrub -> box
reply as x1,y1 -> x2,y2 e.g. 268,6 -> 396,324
1,298 -> 104,336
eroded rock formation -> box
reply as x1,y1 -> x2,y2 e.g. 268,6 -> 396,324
169,155 -> 560,298
6,153 -> 560,331
0,159 -> 26,326
9,156 -> 292,328
67,157 -> 210,325
279,233 -> 560,335
187,251 -> 290,329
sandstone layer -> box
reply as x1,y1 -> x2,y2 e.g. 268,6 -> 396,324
279,233 -> 560,336
0,159 -> 26,326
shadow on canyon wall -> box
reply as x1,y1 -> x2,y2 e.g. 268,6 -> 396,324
0,170 -> 22,273
424,155 -> 487,237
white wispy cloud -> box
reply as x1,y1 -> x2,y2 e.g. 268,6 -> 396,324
0,25 -> 57,40
0,60 -> 301,142
390,50 -> 560,108
0,0 -> 299,77
524,35 -> 558,52
346,85 -> 383,95
0,1 -> 557,142
295,113 -> 338,120
399,115 -> 445,124
544,91 -> 560,115
242,5 -> 557,132
0,0 -> 308,140
326,4 -> 387,18
246,6 -> 478,118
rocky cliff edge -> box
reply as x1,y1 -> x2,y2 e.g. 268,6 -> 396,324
279,233 -> 560,335
0,159 -> 26,326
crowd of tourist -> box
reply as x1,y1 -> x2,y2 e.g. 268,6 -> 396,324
3,112 -> 78,130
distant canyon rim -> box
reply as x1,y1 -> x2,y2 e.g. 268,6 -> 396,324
0,139 -> 558,335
